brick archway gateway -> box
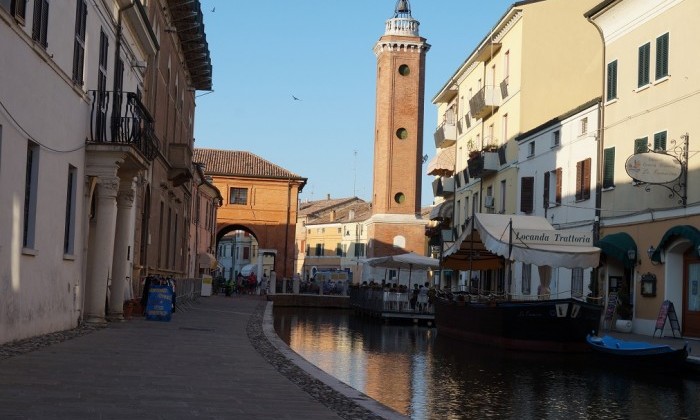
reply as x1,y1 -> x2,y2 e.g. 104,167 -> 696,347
195,149 -> 307,279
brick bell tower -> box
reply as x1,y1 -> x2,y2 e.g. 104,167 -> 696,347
367,0 -> 430,258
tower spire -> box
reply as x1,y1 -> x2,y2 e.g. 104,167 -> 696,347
385,0 -> 419,36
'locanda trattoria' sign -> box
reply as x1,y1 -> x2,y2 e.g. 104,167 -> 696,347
513,229 -> 593,246
624,152 -> 682,184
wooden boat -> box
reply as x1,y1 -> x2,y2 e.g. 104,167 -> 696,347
434,295 -> 603,352
586,334 -> 689,372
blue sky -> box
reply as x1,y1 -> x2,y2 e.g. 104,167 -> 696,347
194,0 -> 515,206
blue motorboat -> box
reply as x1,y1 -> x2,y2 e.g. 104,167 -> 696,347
586,334 -> 689,372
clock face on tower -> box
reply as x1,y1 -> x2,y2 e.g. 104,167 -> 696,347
398,64 -> 410,76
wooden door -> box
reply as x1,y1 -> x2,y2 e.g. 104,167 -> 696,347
683,255 -> 700,337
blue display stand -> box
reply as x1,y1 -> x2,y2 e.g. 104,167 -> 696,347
145,284 -> 174,321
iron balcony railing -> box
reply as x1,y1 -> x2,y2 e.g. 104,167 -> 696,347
88,90 -> 160,160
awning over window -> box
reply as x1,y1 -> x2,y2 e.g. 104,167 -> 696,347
442,213 -> 600,270
597,232 -> 638,268
429,200 -> 454,221
198,252 -> 218,269
651,225 -> 700,263
426,145 -> 456,176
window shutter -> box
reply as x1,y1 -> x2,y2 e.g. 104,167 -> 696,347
583,158 -> 591,200
520,177 -> 534,214
606,60 -> 617,101
603,147 -> 615,189
656,33 -> 669,80
634,137 -> 648,154
654,131 -> 667,151
31,0 -> 41,41
555,168 -> 562,205
638,43 -> 650,87
39,0 -> 48,48
575,161 -> 583,201
543,172 -> 550,208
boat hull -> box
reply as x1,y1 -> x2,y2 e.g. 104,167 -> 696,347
434,297 -> 602,352
586,335 -> 689,372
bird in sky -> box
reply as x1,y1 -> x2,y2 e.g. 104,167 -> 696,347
292,95 -> 301,101
211,7 -> 215,12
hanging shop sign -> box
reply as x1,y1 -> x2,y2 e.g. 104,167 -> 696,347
624,152 -> 682,184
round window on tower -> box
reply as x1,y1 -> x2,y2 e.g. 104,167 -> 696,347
396,128 -> 408,140
398,64 -> 410,76
394,192 -> 406,204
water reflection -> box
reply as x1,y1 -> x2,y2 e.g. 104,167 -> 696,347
273,308 -> 699,420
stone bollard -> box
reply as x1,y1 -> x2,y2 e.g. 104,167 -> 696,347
269,272 -> 276,295
282,278 -> 287,294
293,277 -> 299,294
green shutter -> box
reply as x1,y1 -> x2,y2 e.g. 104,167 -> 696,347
603,147 -> 615,189
634,137 -> 648,154
638,43 -> 650,87
654,131 -> 667,151
607,60 -> 618,101
656,33 -> 669,80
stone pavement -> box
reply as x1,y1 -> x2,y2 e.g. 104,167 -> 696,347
0,295 -> 406,420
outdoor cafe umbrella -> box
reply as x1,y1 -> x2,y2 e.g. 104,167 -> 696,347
362,252 -> 440,286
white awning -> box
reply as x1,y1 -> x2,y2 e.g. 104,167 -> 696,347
198,252 -> 218,269
429,200 -> 454,220
426,145 -> 456,176
442,213 -> 600,270
474,213 -> 600,268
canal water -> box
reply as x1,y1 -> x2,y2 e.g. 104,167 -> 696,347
273,307 -> 700,420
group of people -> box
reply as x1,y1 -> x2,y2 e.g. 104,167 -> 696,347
217,272 -> 268,296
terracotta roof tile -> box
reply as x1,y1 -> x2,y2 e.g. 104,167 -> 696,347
193,148 -> 305,181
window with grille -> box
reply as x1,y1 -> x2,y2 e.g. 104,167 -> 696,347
656,33 -> 669,80
607,60 -> 618,101
552,130 -> 560,148
638,42 -> 651,87
315,243 -> 322,256
229,187 -> 248,205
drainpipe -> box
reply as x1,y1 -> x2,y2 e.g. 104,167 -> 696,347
587,15 -> 606,299
284,177 -> 292,279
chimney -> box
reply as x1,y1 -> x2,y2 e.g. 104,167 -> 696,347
349,210 -> 355,221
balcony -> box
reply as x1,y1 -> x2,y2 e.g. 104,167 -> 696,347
89,90 -> 160,161
467,151 -> 500,179
469,85 -> 500,120
168,143 -> 193,187
432,176 -> 455,198
433,120 -> 457,148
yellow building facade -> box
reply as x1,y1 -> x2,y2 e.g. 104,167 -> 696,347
588,0 -> 700,337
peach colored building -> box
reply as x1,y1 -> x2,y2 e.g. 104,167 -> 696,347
193,148 -> 307,280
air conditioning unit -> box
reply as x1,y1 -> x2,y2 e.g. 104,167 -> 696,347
484,195 -> 495,208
